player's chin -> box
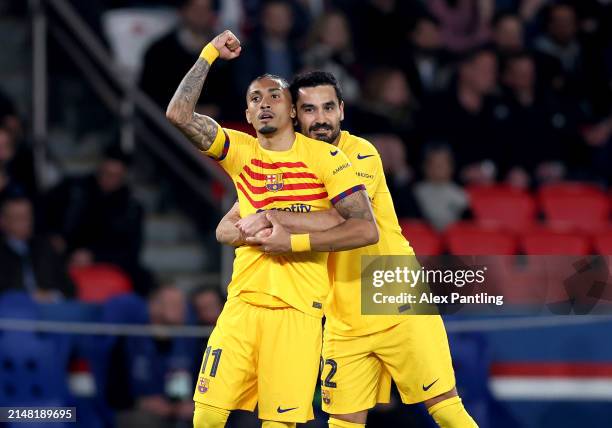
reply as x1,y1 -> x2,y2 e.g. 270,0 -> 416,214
258,124 -> 278,134
311,130 -> 336,144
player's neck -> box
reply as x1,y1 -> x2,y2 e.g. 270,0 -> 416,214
257,126 -> 296,151
331,133 -> 341,147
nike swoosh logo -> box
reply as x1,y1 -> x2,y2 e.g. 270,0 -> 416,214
277,406 -> 298,413
330,150 -> 338,156
357,154 -> 374,160
422,379 -> 439,391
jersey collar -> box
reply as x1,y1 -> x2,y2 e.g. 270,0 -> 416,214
337,130 -> 350,151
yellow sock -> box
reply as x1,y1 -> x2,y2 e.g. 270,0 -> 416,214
193,402 -> 230,428
428,396 -> 478,428
329,417 -> 366,428
262,422 -> 296,428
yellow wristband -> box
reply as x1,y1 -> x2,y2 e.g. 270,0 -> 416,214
290,234 -> 311,252
199,43 -> 219,64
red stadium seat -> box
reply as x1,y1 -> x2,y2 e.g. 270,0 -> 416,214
539,189 -> 609,231
69,264 -> 133,303
467,185 -> 536,231
399,219 -> 443,255
520,228 -> 591,255
445,222 -> 518,255
539,182 -> 604,198
593,231 -> 612,255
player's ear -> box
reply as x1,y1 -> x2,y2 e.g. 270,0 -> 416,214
290,104 -> 296,119
339,100 -> 345,122
245,108 -> 251,124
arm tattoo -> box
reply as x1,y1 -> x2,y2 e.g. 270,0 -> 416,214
334,190 -> 375,221
180,113 -> 219,152
167,58 -> 219,151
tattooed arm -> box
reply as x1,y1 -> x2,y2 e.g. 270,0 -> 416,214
307,190 -> 378,251
166,30 -> 241,151
246,190 -> 378,254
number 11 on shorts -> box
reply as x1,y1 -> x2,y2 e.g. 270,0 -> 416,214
201,346 -> 223,377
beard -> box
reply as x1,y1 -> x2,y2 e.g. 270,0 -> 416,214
258,125 -> 277,134
308,124 -> 341,144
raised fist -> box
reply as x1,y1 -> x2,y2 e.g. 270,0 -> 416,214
212,30 -> 242,60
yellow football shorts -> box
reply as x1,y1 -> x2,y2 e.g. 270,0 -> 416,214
321,315 -> 455,414
193,296 -> 322,422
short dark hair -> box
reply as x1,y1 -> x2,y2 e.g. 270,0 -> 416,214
0,194 -> 30,215
492,11 -> 520,28
459,45 -> 497,65
250,73 -> 290,90
175,0 -> 218,11
412,14 -> 440,31
289,71 -> 343,104
261,0 -> 292,13
500,51 -> 534,74
423,140 -> 452,157
543,1 -> 576,26
191,284 -> 225,303
103,145 -> 132,166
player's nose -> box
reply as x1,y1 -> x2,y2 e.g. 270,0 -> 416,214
260,96 -> 272,109
313,109 -> 325,121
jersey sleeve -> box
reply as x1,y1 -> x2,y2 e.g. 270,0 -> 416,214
201,126 -> 254,177
352,146 -> 383,199
317,147 -> 366,206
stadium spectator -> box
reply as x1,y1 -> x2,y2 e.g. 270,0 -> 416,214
0,196 -> 75,301
349,67 -> 420,160
492,12 -> 525,54
420,47 -> 499,185
427,0 -> 494,53
0,89 -> 23,140
0,92 -> 35,197
494,52 -> 580,186
532,1 -> 609,109
341,0 -> 426,66
0,129 -> 24,205
493,0 -> 551,24
234,0 -> 301,91
583,115 -> 612,184
107,286 -> 199,428
302,10 -> 361,102
0,127 -> 37,206
517,0 -> 551,22
45,146 -> 153,295
367,134 -> 422,219
413,143 -> 469,231
191,285 -> 223,327
139,0 -> 236,119
400,15 -> 452,102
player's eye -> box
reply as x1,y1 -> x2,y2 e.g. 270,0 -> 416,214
251,96 -> 260,102
304,108 -> 313,113
272,94 -> 280,99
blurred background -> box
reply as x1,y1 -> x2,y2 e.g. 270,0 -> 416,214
0,0 -> 611,427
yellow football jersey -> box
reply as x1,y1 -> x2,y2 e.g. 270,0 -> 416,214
326,131 -> 415,335
204,128 -> 364,318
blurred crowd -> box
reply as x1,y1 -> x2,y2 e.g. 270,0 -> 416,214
135,0 -> 612,228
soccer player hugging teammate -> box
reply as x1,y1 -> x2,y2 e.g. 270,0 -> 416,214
166,31 -> 380,428
217,70 -> 479,428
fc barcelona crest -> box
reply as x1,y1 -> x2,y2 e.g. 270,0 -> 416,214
322,389 -> 331,405
265,173 -> 284,192
197,377 -> 209,394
